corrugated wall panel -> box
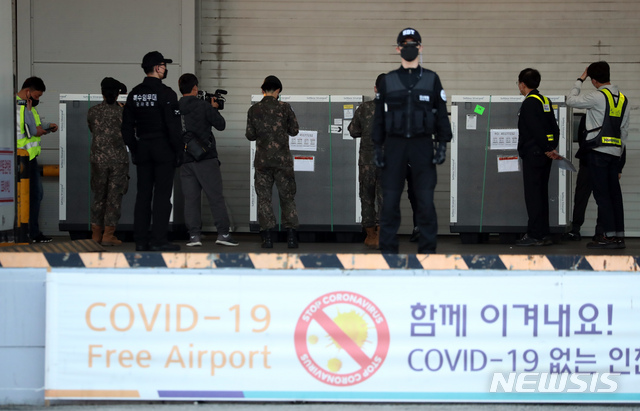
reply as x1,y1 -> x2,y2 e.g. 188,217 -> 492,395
15,0 -> 640,238
199,0 -> 640,236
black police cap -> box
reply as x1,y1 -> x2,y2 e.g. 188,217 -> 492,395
141,51 -> 173,69
397,28 -> 421,45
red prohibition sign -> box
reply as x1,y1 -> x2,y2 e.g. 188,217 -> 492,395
294,291 -> 390,386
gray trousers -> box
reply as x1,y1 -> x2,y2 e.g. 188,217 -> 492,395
180,158 -> 230,236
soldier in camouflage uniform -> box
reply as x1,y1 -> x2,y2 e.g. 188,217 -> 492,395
87,77 -> 129,246
348,74 -> 385,249
245,75 -> 300,249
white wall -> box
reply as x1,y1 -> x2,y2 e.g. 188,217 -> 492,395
16,0 -> 195,235
0,0 -> 15,234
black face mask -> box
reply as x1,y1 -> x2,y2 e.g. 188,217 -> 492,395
30,97 -> 40,107
400,45 -> 420,62
158,65 -> 168,80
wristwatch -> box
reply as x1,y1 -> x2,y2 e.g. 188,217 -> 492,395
577,78 -> 585,83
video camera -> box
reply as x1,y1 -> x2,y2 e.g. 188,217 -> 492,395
197,89 -> 227,110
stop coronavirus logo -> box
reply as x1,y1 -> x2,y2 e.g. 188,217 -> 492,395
294,291 -> 390,386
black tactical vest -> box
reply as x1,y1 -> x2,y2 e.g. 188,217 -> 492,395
383,70 -> 436,139
582,88 -> 628,150
130,79 -> 171,139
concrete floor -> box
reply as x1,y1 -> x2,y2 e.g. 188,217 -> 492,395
95,232 -> 639,257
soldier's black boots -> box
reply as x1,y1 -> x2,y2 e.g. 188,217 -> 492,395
261,230 -> 273,249
287,228 -> 298,249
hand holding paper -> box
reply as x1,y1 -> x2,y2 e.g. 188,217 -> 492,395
545,149 -> 576,171
554,155 -> 577,172
545,149 -> 562,160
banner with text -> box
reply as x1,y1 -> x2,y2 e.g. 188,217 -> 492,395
45,271 -> 640,403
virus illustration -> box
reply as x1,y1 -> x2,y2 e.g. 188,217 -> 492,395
328,310 -> 371,349
324,309 -> 372,372
327,357 -> 342,372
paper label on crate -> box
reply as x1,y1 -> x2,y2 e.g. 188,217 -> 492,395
290,130 -> 317,152
497,155 -> 520,172
490,129 -> 519,150
294,155 -> 314,172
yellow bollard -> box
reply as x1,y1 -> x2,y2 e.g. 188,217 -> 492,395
16,149 -> 30,243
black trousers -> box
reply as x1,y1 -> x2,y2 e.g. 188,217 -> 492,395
406,165 -> 418,227
380,137 -> 437,254
521,154 -> 552,240
571,160 -> 593,234
587,150 -> 624,236
133,138 -> 176,246
28,157 -> 43,239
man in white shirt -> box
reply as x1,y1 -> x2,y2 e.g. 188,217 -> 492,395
566,61 -> 630,249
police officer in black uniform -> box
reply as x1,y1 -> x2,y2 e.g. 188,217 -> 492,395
122,51 -> 183,251
372,28 -> 452,254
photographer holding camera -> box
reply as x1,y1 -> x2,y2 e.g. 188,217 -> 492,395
177,73 -> 238,247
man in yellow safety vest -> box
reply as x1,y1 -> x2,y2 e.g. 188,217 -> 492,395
515,68 -> 560,247
566,61 -> 630,249
15,77 -> 58,243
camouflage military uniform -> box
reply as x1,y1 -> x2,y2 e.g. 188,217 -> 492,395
348,100 -> 382,228
246,96 -> 300,230
87,101 -> 129,227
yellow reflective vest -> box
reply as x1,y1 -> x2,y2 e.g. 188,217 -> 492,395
16,96 -> 42,160
582,88 -> 627,150
525,93 -> 558,144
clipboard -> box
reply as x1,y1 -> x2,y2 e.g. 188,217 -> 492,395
555,156 -> 577,172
